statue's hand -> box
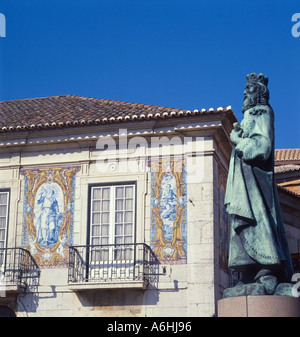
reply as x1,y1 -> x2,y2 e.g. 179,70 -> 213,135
233,122 -> 241,132
230,129 -> 242,145
235,148 -> 243,158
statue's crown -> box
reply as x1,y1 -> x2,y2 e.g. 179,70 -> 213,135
246,72 -> 268,87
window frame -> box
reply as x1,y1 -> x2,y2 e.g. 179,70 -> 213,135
0,189 -> 10,273
86,182 -> 137,281
87,181 -> 137,250
0,189 -> 10,251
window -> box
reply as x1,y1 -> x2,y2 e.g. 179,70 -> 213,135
0,190 -> 9,270
0,191 -> 9,250
89,184 -> 135,249
68,182 -> 152,287
87,183 -> 136,281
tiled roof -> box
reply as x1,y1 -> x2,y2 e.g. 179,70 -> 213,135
277,184 -> 300,199
274,149 -> 300,162
0,95 -> 235,133
274,164 -> 300,174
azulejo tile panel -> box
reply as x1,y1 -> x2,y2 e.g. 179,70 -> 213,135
21,167 -> 79,268
151,159 -> 187,264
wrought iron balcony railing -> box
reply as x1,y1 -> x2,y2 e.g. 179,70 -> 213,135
0,247 -> 40,292
68,243 -> 156,288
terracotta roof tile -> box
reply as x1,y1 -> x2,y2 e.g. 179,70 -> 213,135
274,149 -> 300,162
274,164 -> 300,174
277,184 -> 300,199
0,95 -> 236,132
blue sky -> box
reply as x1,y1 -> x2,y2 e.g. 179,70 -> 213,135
0,0 -> 299,149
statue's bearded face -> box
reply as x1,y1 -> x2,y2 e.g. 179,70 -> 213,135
242,83 -> 260,113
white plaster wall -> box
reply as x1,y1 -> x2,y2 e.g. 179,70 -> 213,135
0,126 -> 229,317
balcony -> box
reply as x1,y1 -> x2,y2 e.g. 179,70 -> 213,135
68,243 -> 156,291
0,248 -> 40,295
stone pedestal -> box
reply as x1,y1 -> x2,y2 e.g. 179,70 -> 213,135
218,296 -> 300,317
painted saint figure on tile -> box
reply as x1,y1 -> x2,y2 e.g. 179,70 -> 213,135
151,159 -> 187,264
35,183 -> 63,247
22,167 -> 78,268
160,173 -> 177,241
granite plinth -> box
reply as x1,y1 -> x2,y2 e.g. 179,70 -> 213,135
218,295 -> 300,317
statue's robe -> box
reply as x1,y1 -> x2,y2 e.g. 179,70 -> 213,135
225,104 -> 293,281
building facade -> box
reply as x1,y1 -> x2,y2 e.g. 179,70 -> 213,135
0,95 -> 299,317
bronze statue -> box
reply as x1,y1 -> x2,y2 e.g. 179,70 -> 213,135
224,73 -> 293,297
